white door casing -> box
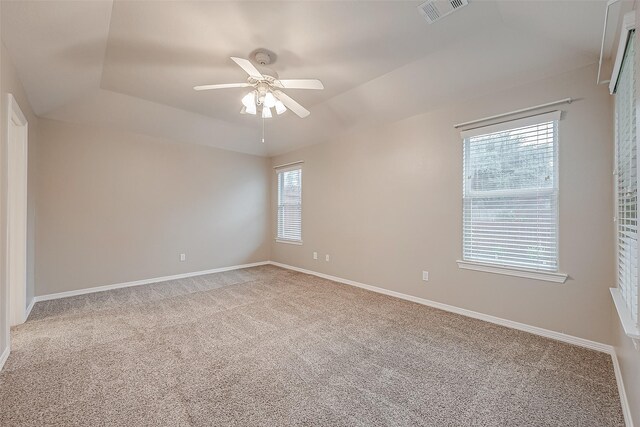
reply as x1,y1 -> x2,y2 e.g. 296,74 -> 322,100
6,94 -> 28,328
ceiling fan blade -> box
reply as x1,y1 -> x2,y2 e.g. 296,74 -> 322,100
193,83 -> 251,91
230,57 -> 264,80
276,79 -> 324,90
273,90 -> 310,118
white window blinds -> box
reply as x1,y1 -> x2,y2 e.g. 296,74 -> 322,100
615,31 -> 638,325
277,167 -> 302,242
462,111 -> 560,272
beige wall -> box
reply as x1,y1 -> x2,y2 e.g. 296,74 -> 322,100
1,42 -> 39,354
271,63 -> 615,345
35,118 -> 270,296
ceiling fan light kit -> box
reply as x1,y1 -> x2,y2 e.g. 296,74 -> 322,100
194,50 -> 325,120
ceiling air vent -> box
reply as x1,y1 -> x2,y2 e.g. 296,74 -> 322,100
418,0 -> 469,24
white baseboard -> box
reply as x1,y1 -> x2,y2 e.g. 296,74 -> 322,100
34,261 -> 270,303
25,298 -> 35,321
611,351 -> 634,427
268,261 -> 613,354
0,345 -> 9,372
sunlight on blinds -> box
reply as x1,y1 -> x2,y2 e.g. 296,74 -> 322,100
463,113 -> 559,272
277,168 -> 302,241
615,32 -> 638,325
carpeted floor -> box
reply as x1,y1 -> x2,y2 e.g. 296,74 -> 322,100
0,265 -> 624,426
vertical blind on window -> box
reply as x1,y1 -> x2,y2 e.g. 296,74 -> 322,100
615,31 -> 638,324
462,111 -> 560,272
277,167 -> 302,241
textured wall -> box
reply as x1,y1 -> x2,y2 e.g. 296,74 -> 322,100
34,119 -> 271,295
270,64 -> 616,345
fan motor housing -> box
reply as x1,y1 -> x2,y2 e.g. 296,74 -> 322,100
250,49 -> 277,66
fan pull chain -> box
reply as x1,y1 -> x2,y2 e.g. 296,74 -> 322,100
262,117 -> 265,143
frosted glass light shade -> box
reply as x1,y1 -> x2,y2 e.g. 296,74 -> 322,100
275,101 -> 287,115
242,91 -> 256,108
263,92 -> 277,108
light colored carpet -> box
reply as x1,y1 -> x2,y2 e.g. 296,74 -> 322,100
0,265 -> 624,426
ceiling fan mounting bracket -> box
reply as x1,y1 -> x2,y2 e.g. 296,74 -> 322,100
250,49 -> 276,66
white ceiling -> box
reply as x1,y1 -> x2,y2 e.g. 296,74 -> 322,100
0,0 -> 628,156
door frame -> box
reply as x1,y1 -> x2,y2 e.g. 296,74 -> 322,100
6,94 -> 28,331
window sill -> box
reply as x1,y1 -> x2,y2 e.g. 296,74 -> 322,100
275,239 -> 303,246
456,260 -> 568,283
610,288 -> 640,341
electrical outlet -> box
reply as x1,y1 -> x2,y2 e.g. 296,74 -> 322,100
325,254 -> 330,262
180,253 -> 186,262
422,271 -> 429,281
313,252 -> 318,260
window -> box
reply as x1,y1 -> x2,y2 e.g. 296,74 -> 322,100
614,30 -> 639,328
461,111 -> 560,275
277,166 -> 302,243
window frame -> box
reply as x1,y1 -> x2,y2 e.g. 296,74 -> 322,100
609,11 -> 640,341
457,110 -> 567,283
275,163 -> 303,245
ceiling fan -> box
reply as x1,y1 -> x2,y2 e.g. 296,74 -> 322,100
194,53 -> 324,119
